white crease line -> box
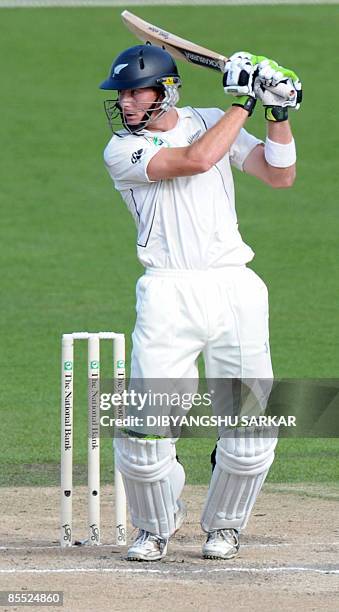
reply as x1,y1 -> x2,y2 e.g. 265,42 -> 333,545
1,541 -> 338,551
0,566 -> 338,575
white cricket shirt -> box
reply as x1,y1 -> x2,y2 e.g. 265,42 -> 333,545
104,106 -> 262,270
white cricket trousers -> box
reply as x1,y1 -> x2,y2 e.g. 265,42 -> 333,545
131,266 -> 273,380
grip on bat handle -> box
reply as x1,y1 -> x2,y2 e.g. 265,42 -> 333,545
262,79 -> 297,101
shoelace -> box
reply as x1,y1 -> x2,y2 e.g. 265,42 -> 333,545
134,529 -> 167,552
208,529 -> 239,548
134,529 -> 150,545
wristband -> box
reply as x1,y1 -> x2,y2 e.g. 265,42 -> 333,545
264,137 -> 296,168
265,106 -> 289,122
232,96 -> 256,117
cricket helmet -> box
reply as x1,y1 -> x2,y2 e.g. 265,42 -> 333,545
99,44 -> 181,133
100,44 -> 181,90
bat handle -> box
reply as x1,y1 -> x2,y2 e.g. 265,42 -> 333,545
262,79 -> 297,101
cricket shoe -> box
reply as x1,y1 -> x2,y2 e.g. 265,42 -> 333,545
127,530 -> 168,561
202,528 -> 239,560
127,499 -> 187,562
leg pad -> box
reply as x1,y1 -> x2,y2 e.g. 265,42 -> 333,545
201,429 -> 277,532
115,435 -> 185,538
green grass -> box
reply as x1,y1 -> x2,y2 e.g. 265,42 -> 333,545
2,438 -> 338,488
0,5 -> 338,486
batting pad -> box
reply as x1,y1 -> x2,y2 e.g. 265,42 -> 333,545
115,436 -> 185,538
201,429 -> 277,532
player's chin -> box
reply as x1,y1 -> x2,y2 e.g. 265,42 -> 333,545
124,113 -> 143,125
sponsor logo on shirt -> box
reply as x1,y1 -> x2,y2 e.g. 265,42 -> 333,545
187,129 -> 202,144
131,149 -> 144,164
152,136 -> 171,148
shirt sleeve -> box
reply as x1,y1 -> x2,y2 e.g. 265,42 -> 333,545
194,110 -> 263,172
229,128 -> 263,171
104,134 -> 160,189
192,107 -> 224,129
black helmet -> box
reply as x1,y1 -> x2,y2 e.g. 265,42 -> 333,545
100,44 -> 181,91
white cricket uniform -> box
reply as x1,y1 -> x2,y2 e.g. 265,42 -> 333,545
104,106 -> 273,381
106,106 -> 277,538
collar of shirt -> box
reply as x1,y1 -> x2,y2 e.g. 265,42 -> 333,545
136,106 -> 193,137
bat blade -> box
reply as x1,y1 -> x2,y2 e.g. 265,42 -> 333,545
121,10 -> 227,72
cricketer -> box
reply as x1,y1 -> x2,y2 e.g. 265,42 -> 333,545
99,45 -> 302,561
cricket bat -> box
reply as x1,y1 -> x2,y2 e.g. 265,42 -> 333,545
121,10 -> 228,73
121,11 -> 297,103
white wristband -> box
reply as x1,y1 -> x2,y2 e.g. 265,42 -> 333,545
264,137 -> 296,168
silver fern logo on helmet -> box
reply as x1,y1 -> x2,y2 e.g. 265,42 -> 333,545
113,63 -> 129,75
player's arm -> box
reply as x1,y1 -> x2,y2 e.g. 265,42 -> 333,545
224,52 -> 302,188
147,105 -> 249,181
148,52 -> 257,181
243,121 -> 296,188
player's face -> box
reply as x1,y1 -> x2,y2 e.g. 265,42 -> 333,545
118,88 -> 160,125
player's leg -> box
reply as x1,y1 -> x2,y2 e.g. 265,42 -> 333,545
203,266 -> 273,380
201,267 -> 276,559
115,434 -> 186,560
131,270 -> 205,379
128,270 -> 205,438
117,270 -> 205,560
201,427 -> 277,559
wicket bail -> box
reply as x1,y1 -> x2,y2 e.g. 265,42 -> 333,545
60,332 -> 127,548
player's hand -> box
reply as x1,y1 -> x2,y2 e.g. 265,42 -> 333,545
223,52 -> 258,96
223,51 -> 261,116
253,58 -> 302,121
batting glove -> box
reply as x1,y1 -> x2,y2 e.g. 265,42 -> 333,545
253,58 -> 303,122
223,51 -> 261,116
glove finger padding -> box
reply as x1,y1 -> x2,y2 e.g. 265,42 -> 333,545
254,78 -> 301,109
255,59 -> 302,110
223,51 -> 259,97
